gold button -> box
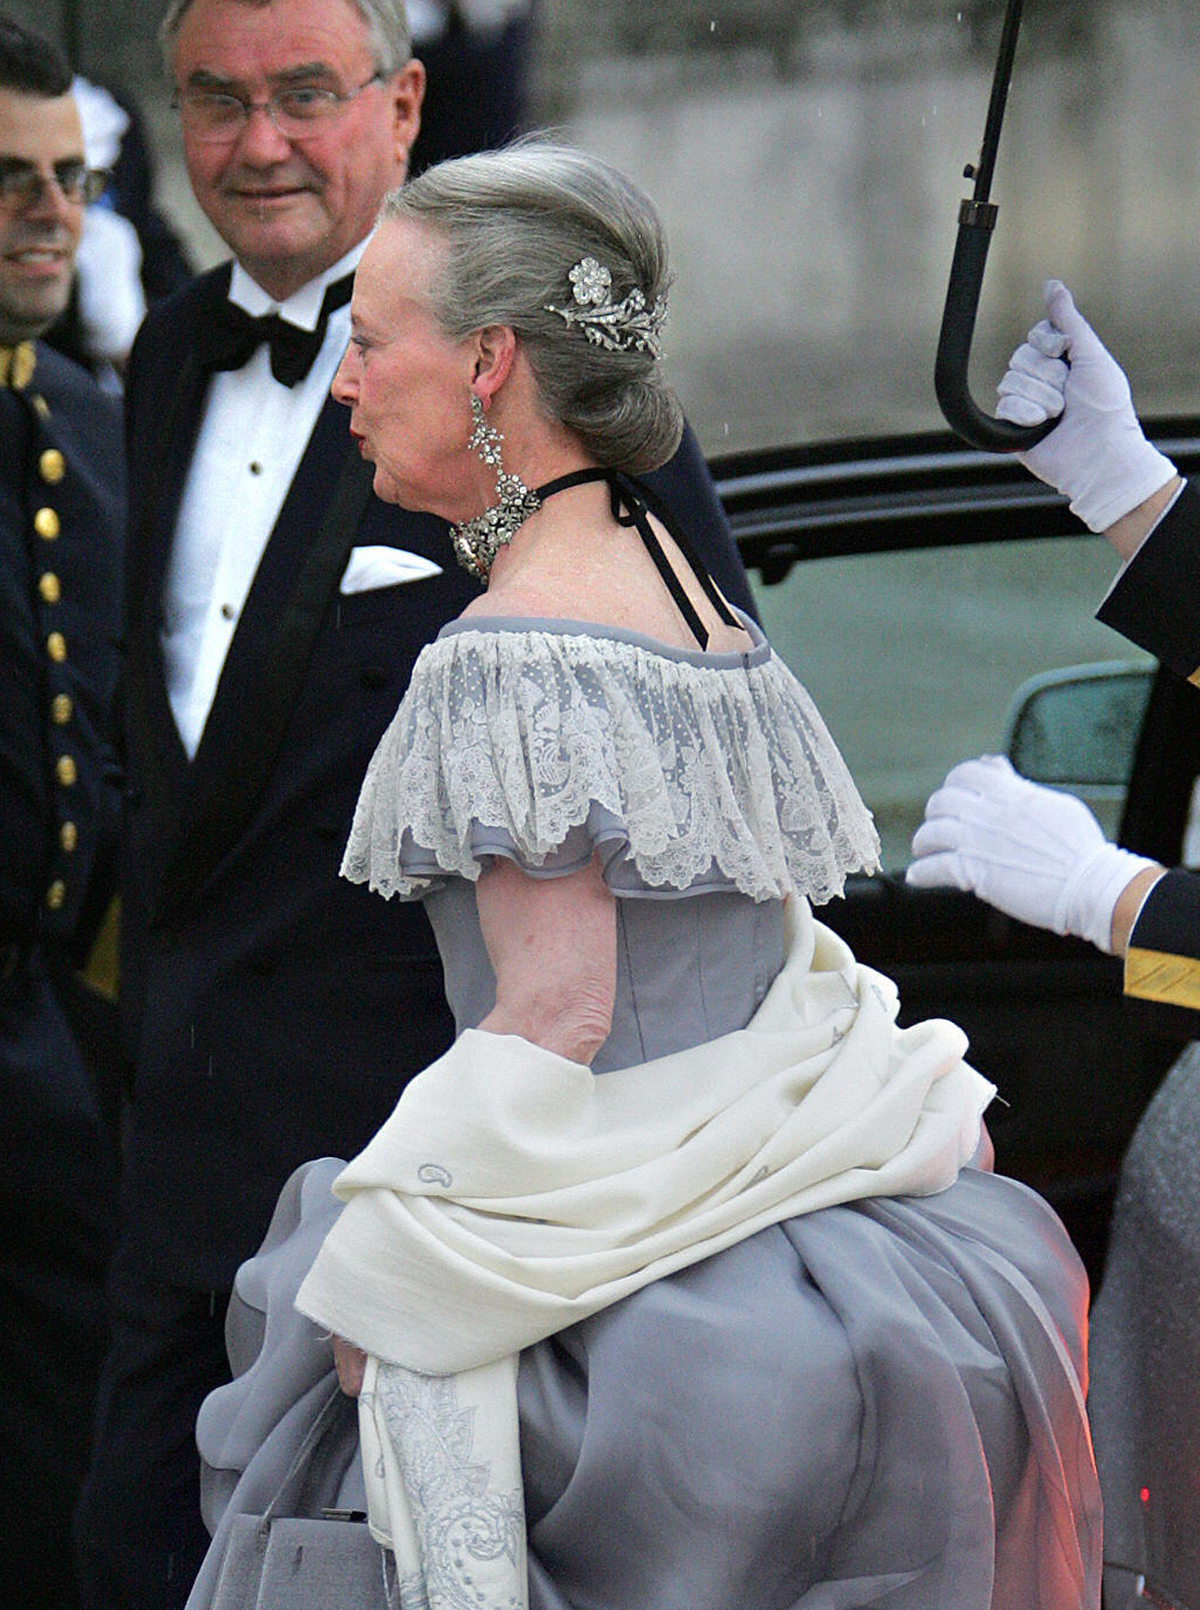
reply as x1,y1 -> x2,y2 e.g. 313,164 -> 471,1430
51,693 -> 72,724
39,449 -> 65,484
56,755 -> 77,787
46,631 -> 66,662
59,820 -> 77,852
32,394 -> 49,418
11,342 -> 36,390
38,572 -> 61,604
220,602 -> 236,621
249,461 -> 262,475
46,879 -> 66,910
34,507 -> 60,540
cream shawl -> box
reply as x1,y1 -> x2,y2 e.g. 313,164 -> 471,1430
295,899 -> 993,1608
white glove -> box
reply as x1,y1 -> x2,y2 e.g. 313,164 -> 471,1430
906,754 -> 1157,953
75,207 -> 146,364
995,279 -> 1176,532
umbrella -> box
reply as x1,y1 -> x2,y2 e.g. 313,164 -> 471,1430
934,0 -> 1056,452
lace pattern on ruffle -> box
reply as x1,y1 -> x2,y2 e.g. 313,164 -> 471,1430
341,628 -> 881,904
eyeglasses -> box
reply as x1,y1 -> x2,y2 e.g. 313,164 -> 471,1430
0,159 -> 108,210
173,74 -> 385,145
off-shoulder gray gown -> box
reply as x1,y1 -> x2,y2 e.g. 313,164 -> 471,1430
195,615 -> 1101,1610
407,617 -> 1099,1609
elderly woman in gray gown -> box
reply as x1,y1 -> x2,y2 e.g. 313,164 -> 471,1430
194,142 -> 1102,1609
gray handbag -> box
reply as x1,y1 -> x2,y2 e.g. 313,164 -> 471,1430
208,1384 -> 396,1609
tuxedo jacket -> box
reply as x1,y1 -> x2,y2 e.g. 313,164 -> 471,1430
120,263 -> 757,1289
1098,479 -> 1200,1033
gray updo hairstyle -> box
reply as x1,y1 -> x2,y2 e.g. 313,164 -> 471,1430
379,140 -> 684,476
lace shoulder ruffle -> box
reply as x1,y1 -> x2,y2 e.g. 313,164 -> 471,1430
341,627 -> 881,904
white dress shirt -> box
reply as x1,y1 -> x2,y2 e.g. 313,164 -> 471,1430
162,241 -> 367,759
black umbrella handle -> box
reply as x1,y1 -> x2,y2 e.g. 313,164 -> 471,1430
934,201 -> 1056,453
934,0 -> 1057,454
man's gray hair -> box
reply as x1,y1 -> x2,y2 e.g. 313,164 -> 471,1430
160,0 -> 412,77
380,140 -> 684,476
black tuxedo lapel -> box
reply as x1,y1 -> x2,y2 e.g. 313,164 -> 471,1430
124,270 -> 226,910
151,396 -> 375,926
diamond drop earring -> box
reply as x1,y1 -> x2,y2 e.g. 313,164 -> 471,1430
467,392 -> 504,467
450,393 -> 541,582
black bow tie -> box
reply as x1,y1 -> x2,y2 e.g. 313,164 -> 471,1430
195,273 -> 354,388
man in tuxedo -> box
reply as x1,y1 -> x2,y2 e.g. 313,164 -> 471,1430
74,1 -> 755,1604
0,17 -> 125,1609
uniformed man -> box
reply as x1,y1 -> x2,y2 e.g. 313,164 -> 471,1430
906,279 -> 1195,1020
905,277 -> 1200,1610
0,17 -> 126,1609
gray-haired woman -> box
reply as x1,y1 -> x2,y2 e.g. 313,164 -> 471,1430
199,142 -> 1101,1610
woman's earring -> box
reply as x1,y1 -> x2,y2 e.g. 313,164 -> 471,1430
467,392 -> 504,468
451,393 -> 541,582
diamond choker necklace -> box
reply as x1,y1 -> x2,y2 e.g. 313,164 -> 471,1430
449,470 -> 544,582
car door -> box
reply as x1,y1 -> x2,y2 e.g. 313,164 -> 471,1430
717,420 -> 1200,1284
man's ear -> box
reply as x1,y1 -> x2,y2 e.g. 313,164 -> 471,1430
471,326 -> 518,405
388,59 -> 425,168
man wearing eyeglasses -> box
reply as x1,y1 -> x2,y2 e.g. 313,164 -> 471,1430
0,16 -> 125,1610
74,0 -> 754,1605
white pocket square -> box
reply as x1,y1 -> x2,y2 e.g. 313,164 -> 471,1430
339,546 -> 444,593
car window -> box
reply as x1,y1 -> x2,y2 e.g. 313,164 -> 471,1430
752,532 -> 1154,869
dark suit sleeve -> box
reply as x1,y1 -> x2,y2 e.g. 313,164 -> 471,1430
1097,481 -> 1200,681
641,421 -> 758,622
1124,868 -> 1200,1033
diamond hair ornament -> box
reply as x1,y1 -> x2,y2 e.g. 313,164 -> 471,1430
450,394 -> 542,582
545,256 -> 666,358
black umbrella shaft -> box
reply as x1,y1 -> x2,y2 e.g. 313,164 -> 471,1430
935,0 -> 1053,453
973,0 -> 1027,203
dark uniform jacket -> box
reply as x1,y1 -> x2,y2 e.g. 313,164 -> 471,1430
0,340 -> 124,1583
1097,479 -> 1200,1030
119,263 -> 757,1291
0,339 -> 123,958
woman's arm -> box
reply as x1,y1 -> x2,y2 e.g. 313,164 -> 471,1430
475,851 -> 618,1066
336,853 -> 618,1394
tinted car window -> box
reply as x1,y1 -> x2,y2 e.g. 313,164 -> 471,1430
752,534 -> 1153,867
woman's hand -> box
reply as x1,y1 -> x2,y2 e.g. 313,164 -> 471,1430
476,852 -> 617,1065
333,1335 -> 367,1397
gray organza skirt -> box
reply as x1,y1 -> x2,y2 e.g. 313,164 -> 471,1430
190,1158 -> 1100,1610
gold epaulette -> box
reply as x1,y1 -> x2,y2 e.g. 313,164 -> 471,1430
0,341 -> 36,390
1125,945 -> 1200,1011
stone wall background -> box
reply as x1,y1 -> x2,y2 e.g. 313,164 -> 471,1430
4,0 -> 1200,450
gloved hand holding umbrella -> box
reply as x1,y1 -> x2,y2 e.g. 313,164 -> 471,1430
996,280 -> 1179,535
